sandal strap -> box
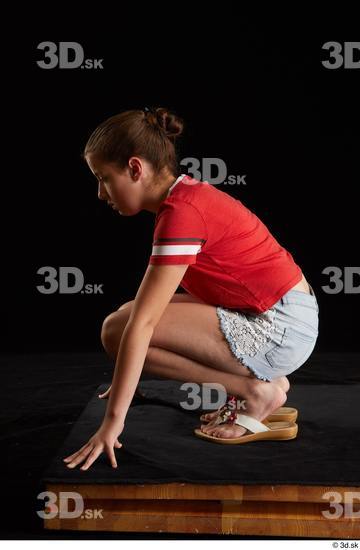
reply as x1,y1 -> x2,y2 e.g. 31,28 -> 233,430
207,394 -> 237,418
219,394 -> 237,414
212,407 -> 238,426
234,414 -> 270,433
212,411 -> 271,433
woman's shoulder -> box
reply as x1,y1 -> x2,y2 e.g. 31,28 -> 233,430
170,174 -> 248,216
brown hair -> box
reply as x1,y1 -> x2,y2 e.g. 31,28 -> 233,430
83,107 -> 184,177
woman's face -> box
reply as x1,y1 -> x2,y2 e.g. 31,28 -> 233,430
85,153 -> 143,216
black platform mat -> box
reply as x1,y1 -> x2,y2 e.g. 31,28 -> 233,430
41,380 -> 360,486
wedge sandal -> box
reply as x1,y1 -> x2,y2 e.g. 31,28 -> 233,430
200,394 -> 298,424
194,411 -> 298,444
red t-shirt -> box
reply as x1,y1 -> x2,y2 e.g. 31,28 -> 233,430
148,174 -> 302,313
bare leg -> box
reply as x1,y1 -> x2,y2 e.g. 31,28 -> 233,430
141,342 -> 289,419
141,345 -> 288,438
102,299 -> 289,439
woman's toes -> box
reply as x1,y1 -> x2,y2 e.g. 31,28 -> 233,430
201,412 -> 216,422
202,424 -> 217,435
204,423 -> 247,439
201,422 -> 217,433
200,411 -> 219,422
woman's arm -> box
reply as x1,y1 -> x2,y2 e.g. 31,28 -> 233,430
63,263 -> 190,470
105,263 -> 190,424
104,320 -> 154,423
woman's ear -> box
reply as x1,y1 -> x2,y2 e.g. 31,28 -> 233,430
128,157 -> 142,180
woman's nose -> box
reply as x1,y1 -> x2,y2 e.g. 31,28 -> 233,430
98,180 -> 108,200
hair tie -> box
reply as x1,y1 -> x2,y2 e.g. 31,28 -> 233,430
144,106 -> 156,116
143,106 -> 167,136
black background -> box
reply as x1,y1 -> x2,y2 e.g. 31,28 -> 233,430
0,9 -> 359,542
4,10 -> 359,353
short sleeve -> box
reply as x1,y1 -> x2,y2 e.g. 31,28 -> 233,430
149,200 -> 207,265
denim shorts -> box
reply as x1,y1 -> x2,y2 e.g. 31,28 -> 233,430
215,284 -> 319,382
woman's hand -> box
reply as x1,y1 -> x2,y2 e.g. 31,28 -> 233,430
98,385 -> 111,399
62,417 -> 124,471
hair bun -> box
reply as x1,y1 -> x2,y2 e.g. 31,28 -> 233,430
153,107 -> 184,140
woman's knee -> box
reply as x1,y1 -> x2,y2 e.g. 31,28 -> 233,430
101,310 -> 129,353
117,300 -> 135,311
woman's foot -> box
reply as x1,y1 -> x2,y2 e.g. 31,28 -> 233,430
200,376 -> 289,423
200,378 -> 287,439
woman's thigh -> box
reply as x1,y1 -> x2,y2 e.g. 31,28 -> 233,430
104,299 -> 253,377
117,292 -> 207,310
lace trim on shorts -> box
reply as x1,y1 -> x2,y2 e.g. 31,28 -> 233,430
215,306 -> 277,382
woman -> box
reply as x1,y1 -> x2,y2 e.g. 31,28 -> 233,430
63,107 -> 319,470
